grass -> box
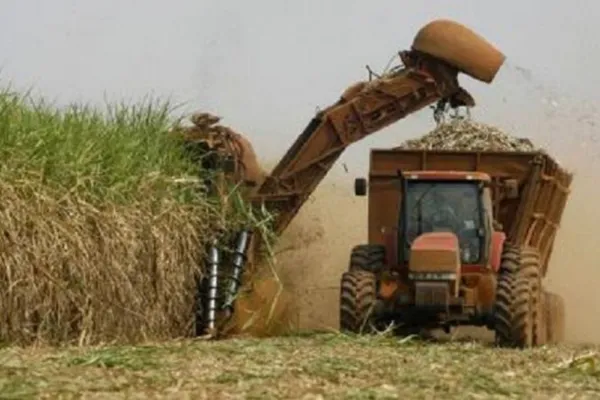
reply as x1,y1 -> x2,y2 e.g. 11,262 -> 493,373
0,88 -> 196,203
0,86 -> 270,346
1,333 -> 599,399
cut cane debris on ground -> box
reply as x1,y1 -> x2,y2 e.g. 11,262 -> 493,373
1,334 -> 599,399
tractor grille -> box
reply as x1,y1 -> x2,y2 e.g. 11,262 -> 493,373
414,282 -> 450,307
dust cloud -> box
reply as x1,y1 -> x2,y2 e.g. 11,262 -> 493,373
226,175 -> 367,336
545,173 -> 600,344
273,178 -> 368,331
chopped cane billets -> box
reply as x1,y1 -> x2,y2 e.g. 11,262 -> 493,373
397,119 -> 537,152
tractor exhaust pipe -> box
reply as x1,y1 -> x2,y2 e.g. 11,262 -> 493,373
206,241 -> 220,332
222,229 -> 253,318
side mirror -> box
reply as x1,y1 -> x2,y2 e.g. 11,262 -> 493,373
354,177 -> 367,196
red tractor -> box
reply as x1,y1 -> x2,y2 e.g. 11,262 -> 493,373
341,149 -> 571,347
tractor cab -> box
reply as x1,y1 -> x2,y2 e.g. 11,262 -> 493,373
399,171 -> 494,268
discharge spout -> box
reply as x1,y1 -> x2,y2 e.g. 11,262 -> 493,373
412,19 -> 506,84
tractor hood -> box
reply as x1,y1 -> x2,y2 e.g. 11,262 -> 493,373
412,19 -> 506,83
408,232 -> 461,277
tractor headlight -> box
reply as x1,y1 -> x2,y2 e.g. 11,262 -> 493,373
408,272 -> 457,281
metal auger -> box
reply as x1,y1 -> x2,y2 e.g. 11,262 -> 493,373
222,229 -> 253,320
195,239 -> 221,337
195,229 -> 254,338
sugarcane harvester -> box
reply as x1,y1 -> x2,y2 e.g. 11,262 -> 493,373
185,19 -> 507,338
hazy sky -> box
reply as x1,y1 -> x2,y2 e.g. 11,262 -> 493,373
2,0 -> 599,173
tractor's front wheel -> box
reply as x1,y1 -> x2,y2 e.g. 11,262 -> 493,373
349,244 -> 385,274
339,270 -> 378,334
493,244 -> 543,348
493,244 -> 519,346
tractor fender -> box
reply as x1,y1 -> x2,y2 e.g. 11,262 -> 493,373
490,231 -> 506,271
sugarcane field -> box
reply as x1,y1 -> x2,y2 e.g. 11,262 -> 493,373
1,5 -> 600,399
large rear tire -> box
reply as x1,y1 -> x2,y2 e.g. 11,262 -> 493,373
512,248 -> 543,348
349,244 -> 385,274
545,291 -> 566,344
339,270 -> 378,334
493,244 -> 519,346
493,244 -> 543,348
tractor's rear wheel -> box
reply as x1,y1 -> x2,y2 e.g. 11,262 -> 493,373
349,244 -> 385,274
339,270 -> 378,334
493,244 -> 543,348
493,244 -> 519,346
511,248 -> 543,347
545,291 -> 566,344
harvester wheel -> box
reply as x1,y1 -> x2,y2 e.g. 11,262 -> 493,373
339,270 -> 378,334
349,244 -> 385,274
544,291 -> 566,344
493,245 -> 543,348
